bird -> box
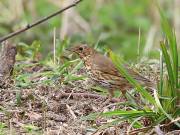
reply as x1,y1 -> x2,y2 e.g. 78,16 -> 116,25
68,44 -> 155,101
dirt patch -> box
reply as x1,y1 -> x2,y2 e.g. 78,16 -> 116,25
0,81 -> 127,135
1,62 -> 171,135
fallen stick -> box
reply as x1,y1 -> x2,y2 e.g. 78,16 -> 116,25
0,88 -> 121,103
57,92 -> 121,103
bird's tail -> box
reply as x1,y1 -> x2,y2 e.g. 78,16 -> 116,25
126,66 -> 157,91
137,76 -> 156,92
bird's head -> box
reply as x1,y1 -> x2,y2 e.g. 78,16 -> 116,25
67,44 -> 96,59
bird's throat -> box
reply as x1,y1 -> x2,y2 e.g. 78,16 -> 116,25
83,56 -> 92,71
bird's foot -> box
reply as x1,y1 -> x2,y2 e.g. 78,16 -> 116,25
119,96 -> 127,102
100,97 -> 112,108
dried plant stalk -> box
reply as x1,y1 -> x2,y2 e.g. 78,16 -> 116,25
0,41 -> 17,87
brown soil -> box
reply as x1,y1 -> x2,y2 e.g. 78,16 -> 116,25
0,80 -> 128,135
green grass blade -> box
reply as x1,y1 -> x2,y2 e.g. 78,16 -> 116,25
160,41 -> 175,88
154,89 -> 180,127
102,110 -> 155,118
64,60 -> 83,81
158,6 -> 179,88
109,52 -> 156,105
159,50 -> 163,95
172,31 -> 179,88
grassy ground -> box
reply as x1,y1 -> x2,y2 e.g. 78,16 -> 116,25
0,61 -> 159,135
0,0 -> 179,134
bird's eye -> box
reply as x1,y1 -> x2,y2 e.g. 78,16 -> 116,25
79,47 -> 83,51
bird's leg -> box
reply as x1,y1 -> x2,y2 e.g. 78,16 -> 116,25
101,90 -> 114,106
121,90 -> 128,102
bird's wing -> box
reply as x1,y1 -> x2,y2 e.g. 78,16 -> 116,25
92,53 -> 121,76
92,53 -> 154,87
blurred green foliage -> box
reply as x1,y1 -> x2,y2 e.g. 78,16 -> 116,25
0,0 -> 178,61
0,0 -> 179,133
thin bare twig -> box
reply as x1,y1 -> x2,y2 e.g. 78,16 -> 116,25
127,126 -> 152,135
0,0 -> 82,43
66,104 -> 77,120
57,92 -> 121,103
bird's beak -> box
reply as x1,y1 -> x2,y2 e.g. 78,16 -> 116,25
66,47 -> 75,52
65,48 -> 71,51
